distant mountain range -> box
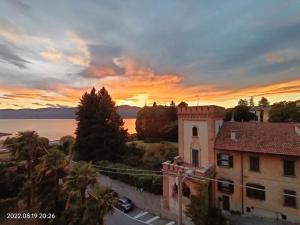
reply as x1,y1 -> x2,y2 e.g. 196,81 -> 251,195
0,105 -> 141,119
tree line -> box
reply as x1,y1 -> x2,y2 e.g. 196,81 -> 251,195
225,96 -> 300,122
135,101 -> 189,142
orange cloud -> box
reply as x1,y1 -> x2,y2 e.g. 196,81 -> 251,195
98,58 -> 300,106
84,66 -> 117,78
0,58 -> 299,109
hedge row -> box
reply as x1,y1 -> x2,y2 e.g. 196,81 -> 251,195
96,160 -> 162,195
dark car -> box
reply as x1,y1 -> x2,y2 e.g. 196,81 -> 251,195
117,197 -> 134,212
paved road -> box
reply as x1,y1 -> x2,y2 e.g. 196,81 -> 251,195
106,208 -> 147,225
105,208 -> 176,225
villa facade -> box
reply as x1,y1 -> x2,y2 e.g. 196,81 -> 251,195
162,106 -> 300,224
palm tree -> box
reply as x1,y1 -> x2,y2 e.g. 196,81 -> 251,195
33,148 -> 69,221
4,131 -> 49,209
36,148 -> 68,186
63,161 -> 97,208
83,185 -> 118,225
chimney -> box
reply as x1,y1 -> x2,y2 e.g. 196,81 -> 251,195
295,125 -> 300,136
230,111 -> 235,122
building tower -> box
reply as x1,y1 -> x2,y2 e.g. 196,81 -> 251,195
162,105 -> 225,223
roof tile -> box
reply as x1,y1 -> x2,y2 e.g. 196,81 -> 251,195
215,122 -> 300,156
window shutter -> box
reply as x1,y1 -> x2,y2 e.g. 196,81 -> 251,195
230,182 -> 234,194
229,155 -> 233,168
217,153 -> 221,166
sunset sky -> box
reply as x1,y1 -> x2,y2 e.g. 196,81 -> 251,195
0,0 -> 299,109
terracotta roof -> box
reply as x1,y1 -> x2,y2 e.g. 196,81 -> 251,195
215,122 -> 300,157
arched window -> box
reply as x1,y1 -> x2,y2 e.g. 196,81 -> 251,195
192,126 -> 198,137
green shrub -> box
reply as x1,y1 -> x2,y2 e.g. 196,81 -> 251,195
122,143 -> 145,167
96,161 -> 162,195
123,141 -> 177,170
142,143 -> 177,170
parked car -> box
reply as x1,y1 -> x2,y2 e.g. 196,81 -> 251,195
117,197 -> 134,212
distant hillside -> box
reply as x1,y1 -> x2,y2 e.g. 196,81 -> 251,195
116,105 -> 141,119
0,105 -> 141,119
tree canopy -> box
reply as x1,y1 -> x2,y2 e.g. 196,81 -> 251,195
269,101 -> 300,122
238,99 -> 248,106
136,103 -> 178,142
4,131 -> 49,209
258,97 -> 270,107
74,87 -> 127,162
225,100 -> 257,122
178,101 -> 188,107
249,96 -> 255,107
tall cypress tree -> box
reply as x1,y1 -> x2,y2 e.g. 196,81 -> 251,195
74,87 -> 127,162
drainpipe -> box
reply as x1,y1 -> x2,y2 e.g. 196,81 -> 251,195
241,152 -> 244,214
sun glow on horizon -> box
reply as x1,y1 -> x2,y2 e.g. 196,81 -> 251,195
1,76 -> 299,110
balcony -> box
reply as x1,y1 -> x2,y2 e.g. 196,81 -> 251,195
162,156 -> 215,178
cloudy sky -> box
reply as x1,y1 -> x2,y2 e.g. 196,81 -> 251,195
0,0 -> 299,109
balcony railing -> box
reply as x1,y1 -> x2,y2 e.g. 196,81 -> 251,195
162,156 -> 215,178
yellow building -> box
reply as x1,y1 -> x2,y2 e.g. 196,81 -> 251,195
215,122 -> 300,223
162,106 -> 300,224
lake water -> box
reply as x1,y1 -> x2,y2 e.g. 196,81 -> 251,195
0,118 -> 136,141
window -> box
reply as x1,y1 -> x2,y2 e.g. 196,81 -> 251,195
230,130 -> 237,140
249,156 -> 260,172
192,149 -> 199,167
283,159 -> 295,176
218,179 -> 234,194
284,190 -> 297,208
192,126 -> 198,137
246,183 -> 265,200
281,214 -> 287,220
217,153 -> 233,168
182,182 -> 191,197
